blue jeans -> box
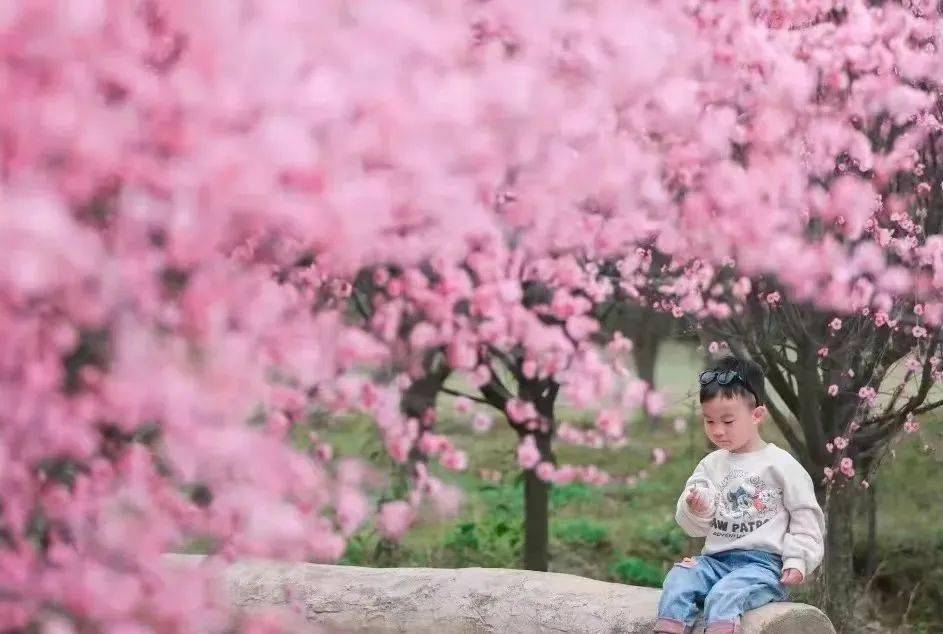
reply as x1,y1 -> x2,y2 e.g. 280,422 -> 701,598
654,550 -> 787,634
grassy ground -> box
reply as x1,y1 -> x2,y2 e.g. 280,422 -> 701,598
322,341 -> 943,632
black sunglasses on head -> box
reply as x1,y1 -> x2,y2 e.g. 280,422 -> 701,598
699,368 -> 761,404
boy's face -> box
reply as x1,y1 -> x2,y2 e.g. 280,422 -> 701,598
701,394 -> 765,453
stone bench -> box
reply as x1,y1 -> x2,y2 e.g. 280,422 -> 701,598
168,555 -> 835,633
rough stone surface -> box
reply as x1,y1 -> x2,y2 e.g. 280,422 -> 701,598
167,555 -> 835,633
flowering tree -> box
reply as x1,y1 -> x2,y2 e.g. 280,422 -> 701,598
598,2 -> 943,621
343,258 -> 666,572
2,0 -> 940,630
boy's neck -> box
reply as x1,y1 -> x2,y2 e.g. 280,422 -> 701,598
731,436 -> 768,454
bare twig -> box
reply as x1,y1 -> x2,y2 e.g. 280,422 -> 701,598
441,387 -> 490,406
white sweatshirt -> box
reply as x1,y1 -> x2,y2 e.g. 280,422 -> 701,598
675,443 -> 825,579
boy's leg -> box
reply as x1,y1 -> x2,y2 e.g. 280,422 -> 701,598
701,557 -> 787,634
655,556 -> 724,633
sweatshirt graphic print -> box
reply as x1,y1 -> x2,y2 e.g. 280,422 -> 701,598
675,443 -> 825,578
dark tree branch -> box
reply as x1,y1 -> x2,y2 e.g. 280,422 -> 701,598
795,342 -> 828,463
861,339 -> 941,429
487,344 -> 521,376
765,397 -> 809,468
351,290 -> 372,322
441,387 -> 490,406
756,344 -> 803,420
478,366 -> 514,412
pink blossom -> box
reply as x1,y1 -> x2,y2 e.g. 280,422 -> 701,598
858,386 -> 877,403
912,326 -> 928,338
506,399 -> 538,424
471,365 -> 492,388
839,458 -> 855,478
386,434 -> 412,463
645,392 -> 666,415
517,436 -> 542,470
376,501 -> 415,542
551,465 -> 577,486
336,488 -> 368,536
652,448 -> 668,466
565,315 -> 599,341
829,318 -> 843,331
429,483 -> 462,518
440,450 -> 468,472
607,332 -> 633,354
904,417 -> 920,433
409,323 -> 439,350
536,462 -> 555,482
447,339 -> 478,370
823,467 -> 834,481
522,359 -> 538,379
471,412 -> 493,433
373,269 -> 390,287
265,411 -> 291,437
672,417 -> 688,433
595,409 -> 624,439
315,443 -> 334,462
418,434 -> 451,456
817,347 -> 829,358
834,437 -> 849,450
453,397 -> 472,414
827,384 -> 839,397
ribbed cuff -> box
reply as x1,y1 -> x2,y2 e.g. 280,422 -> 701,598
681,497 -> 715,520
705,618 -> 740,634
782,557 -> 806,580
653,617 -> 693,633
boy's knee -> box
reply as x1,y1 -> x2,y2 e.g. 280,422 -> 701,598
703,582 -> 780,622
703,586 -> 740,617
661,563 -> 704,599
662,565 -> 693,590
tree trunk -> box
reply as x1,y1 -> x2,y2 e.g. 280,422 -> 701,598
634,334 -> 659,387
519,384 -> 556,572
633,330 -> 661,428
523,456 -> 550,571
864,483 -> 877,578
817,482 -> 857,630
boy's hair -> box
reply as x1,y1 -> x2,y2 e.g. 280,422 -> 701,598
699,355 -> 766,408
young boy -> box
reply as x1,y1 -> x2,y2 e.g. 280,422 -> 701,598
654,356 -> 825,634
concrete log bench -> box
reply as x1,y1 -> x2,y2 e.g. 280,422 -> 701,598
168,555 -> 834,633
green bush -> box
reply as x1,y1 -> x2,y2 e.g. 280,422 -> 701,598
340,532 -> 407,567
612,556 -> 665,588
554,519 -> 610,548
638,520 -> 688,559
442,513 -> 523,568
550,483 -> 602,510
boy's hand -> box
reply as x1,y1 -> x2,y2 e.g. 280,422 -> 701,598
685,487 -> 711,515
780,568 -> 803,586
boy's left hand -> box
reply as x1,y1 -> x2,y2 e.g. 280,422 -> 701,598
780,568 -> 803,586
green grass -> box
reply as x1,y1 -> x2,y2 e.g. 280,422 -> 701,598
321,340 -> 943,631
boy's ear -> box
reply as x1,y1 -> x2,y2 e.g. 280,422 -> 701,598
752,404 -> 767,424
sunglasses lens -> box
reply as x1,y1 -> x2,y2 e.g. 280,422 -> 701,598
717,371 -> 737,385
699,370 -> 717,384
